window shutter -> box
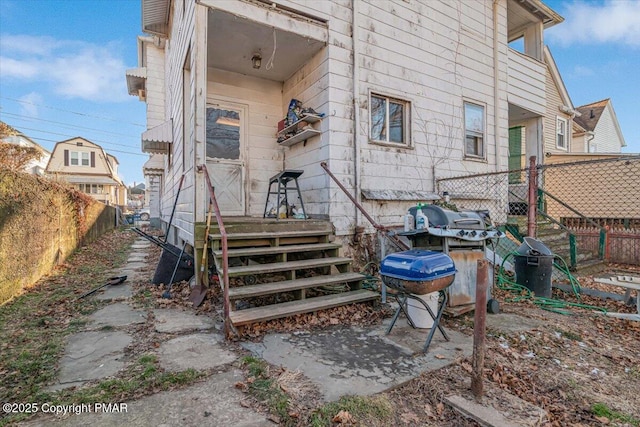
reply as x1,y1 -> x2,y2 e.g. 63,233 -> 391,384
90,152 -> 95,168
64,150 -> 69,166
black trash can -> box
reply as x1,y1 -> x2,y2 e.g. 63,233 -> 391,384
514,254 -> 553,298
152,244 -> 194,285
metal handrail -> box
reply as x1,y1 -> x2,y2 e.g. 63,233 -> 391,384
508,189 -> 579,268
320,162 -> 409,251
538,188 -> 607,259
198,165 -> 230,337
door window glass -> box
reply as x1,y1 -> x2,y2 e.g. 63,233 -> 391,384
206,107 -> 240,160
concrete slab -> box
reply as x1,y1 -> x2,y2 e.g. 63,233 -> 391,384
242,324 -> 471,402
51,331 -> 131,389
486,313 -> 546,334
153,309 -> 215,333
24,371 -> 271,427
157,333 -> 238,372
446,393 -> 547,427
127,255 -> 147,263
131,242 -> 151,248
95,284 -> 133,301
122,261 -> 148,271
88,303 -> 147,328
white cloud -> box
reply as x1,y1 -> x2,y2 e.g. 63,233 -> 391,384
0,35 -> 130,102
18,92 -> 43,117
572,65 -> 595,77
548,0 -> 640,47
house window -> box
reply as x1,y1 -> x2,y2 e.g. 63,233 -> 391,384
464,102 -> 485,158
77,184 -> 103,194
556,117 -> 567,149
370,93 -> 410,145
70,151 -> 90,166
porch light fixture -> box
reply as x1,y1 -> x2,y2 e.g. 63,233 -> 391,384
251,52 -> 262,69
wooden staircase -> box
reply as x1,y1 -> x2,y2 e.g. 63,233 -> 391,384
207,218 -> 378,328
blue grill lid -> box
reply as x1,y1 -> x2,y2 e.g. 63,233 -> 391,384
380,250 -> 456,281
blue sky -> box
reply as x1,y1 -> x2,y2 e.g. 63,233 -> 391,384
0,0 -> 639,187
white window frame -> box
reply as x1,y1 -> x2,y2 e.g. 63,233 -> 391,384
369,92 -> 411,147
70,151 -> 90,166
556,116 -> 568,150
464,101 -> 485,159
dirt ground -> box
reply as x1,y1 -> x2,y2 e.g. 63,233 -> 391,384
7,229 -> 637,427
151,231 -> 640,427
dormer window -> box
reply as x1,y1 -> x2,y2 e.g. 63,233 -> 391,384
70,151 -> 90,166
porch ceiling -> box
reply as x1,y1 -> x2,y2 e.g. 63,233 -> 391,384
509,103 -> 540,121
507,0 -> 563,42
207,9 -> 327,82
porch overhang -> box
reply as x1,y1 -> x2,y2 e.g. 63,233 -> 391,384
507,0 -> 564,41
125,67 -> 147,100
62,175 -> 121,186
143,154 -> 165,175
141,120 -> 173,155
142,0 -> 170,37
199,0 -> 328,82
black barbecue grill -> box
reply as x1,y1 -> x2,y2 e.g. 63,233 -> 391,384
400,205 -> 502,313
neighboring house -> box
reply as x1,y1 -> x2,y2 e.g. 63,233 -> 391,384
0,122 -> 51,175
126,0 -> 562,272
572,99 -> 626,154
142,154 -> 163,227
45,137 -> 126,207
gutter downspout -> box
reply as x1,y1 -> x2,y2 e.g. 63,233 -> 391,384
352,0 -> 361,227
493,0 -> 501,171
586,131 -> 595,153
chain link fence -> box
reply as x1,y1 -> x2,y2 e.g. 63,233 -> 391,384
539,156 -> 640,266
436,156 -> 640,267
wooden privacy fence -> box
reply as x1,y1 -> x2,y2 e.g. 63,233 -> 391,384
573,227 -> 640,265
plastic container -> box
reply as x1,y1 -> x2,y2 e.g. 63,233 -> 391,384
415,205 -> 427,230
517,237 -> 552,256
403,211 -> 415,232
514,254 -> 553,298
406,292 -> 439,328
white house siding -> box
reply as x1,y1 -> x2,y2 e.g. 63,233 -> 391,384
144,39 -> 167,129
160,0 -> 196,245
591,107 -> 622,153
507,49 -> 545,116
543,69 -> 572,155
144,0 -> 546,243
348,1 -> 508,233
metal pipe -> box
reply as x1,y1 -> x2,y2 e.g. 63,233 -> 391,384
320,161 -> 409,251
352,0 -> 362,227
471,259 -> 489,400
527,156 -> 538,237
198,165 -> 231,337
493,0 -> 501,171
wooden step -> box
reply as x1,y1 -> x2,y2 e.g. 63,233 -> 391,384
213,243 -> 341,259
227,257 -> 352,277
229,289 -> 379,326
228,272 -> 365,300
210,230 -> 331,241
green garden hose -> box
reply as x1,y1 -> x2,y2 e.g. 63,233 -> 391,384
497,252 -> 607,315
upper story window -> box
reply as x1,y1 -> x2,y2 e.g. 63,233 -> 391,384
464,102 -> 485,159
70,151 -> 90,166
370,93 -> 410,146
556,117 -> 567,149
64,149 -> 95,167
